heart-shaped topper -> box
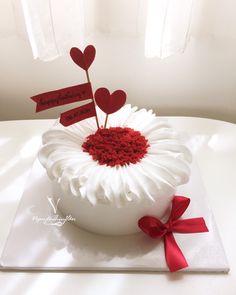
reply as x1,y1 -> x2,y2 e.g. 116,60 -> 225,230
70,45 -> 96,71
94,88 -> 126,115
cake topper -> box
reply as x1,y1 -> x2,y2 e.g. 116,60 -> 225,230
31,83 -> 93,113
94,88 -> 126,128
70,45 -> 96,71
31,45 -> 126,129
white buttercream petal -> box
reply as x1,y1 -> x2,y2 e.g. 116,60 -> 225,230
124,108 -> 156,131
143,154 -> 191,186
69,116 -> 97,134
98,167 -> 116,203
84,165 -> 117,205
118,165 -> 141,202
42,129 -> 85,145
139,158 -> 177,187
141,119 -> 171,136
146,128 -> 178,142
38,144 -> 81,168
108,104 -> 137,127
124,163 -> 157,202
148,140 -> 192,163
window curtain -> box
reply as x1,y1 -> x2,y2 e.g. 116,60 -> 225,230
21,0 -> 194,61
21,0 -> 85,61
145,0 -> 194,58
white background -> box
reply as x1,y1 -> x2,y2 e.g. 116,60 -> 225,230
0,0 -> 236,123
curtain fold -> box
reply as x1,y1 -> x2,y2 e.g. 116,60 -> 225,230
21,0 -> 85,61
145,0 -> 193,58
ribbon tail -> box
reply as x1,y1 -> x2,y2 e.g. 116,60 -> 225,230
173,218 -> 209,233
164,233 -> 188,272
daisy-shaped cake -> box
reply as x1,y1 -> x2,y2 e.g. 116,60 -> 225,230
39,104 -> 192,235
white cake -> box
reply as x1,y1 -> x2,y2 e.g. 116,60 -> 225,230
39,104 -> 192,235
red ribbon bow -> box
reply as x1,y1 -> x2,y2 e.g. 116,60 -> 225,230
138,196 -> 209,272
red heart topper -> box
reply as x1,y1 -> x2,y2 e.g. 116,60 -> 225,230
70,45 -> 96,70
94,88 -> 126,115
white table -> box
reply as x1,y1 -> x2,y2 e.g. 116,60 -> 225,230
0,117 -> 236,295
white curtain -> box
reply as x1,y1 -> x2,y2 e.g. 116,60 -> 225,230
21,0 -> 85,61
145,0 -> 194,58
21,0 -> 194,61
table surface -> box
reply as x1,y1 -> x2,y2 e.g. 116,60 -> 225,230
0,117 -> 236,295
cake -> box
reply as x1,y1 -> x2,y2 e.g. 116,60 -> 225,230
30,44 -> 192,236
29,45 -> 210,274
38,104 -> 192,235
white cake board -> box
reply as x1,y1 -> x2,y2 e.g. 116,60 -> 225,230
0,159 -> 229,272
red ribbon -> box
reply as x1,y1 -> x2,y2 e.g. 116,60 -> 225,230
138,196 -> 209,272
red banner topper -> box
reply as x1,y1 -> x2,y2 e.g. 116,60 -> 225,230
60,102 -> 96,127
31,82 -> 93,112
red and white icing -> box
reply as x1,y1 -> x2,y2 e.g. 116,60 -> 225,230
82,127 -> 149,166
39,104 -> 192,235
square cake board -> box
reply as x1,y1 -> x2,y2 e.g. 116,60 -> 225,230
0,159 -> 229,272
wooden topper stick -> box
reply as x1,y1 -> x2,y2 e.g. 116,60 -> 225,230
85,70 -> 99,129
104,114 -> 108,128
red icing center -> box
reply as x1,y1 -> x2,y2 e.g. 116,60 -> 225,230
82,127 -> 149,167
